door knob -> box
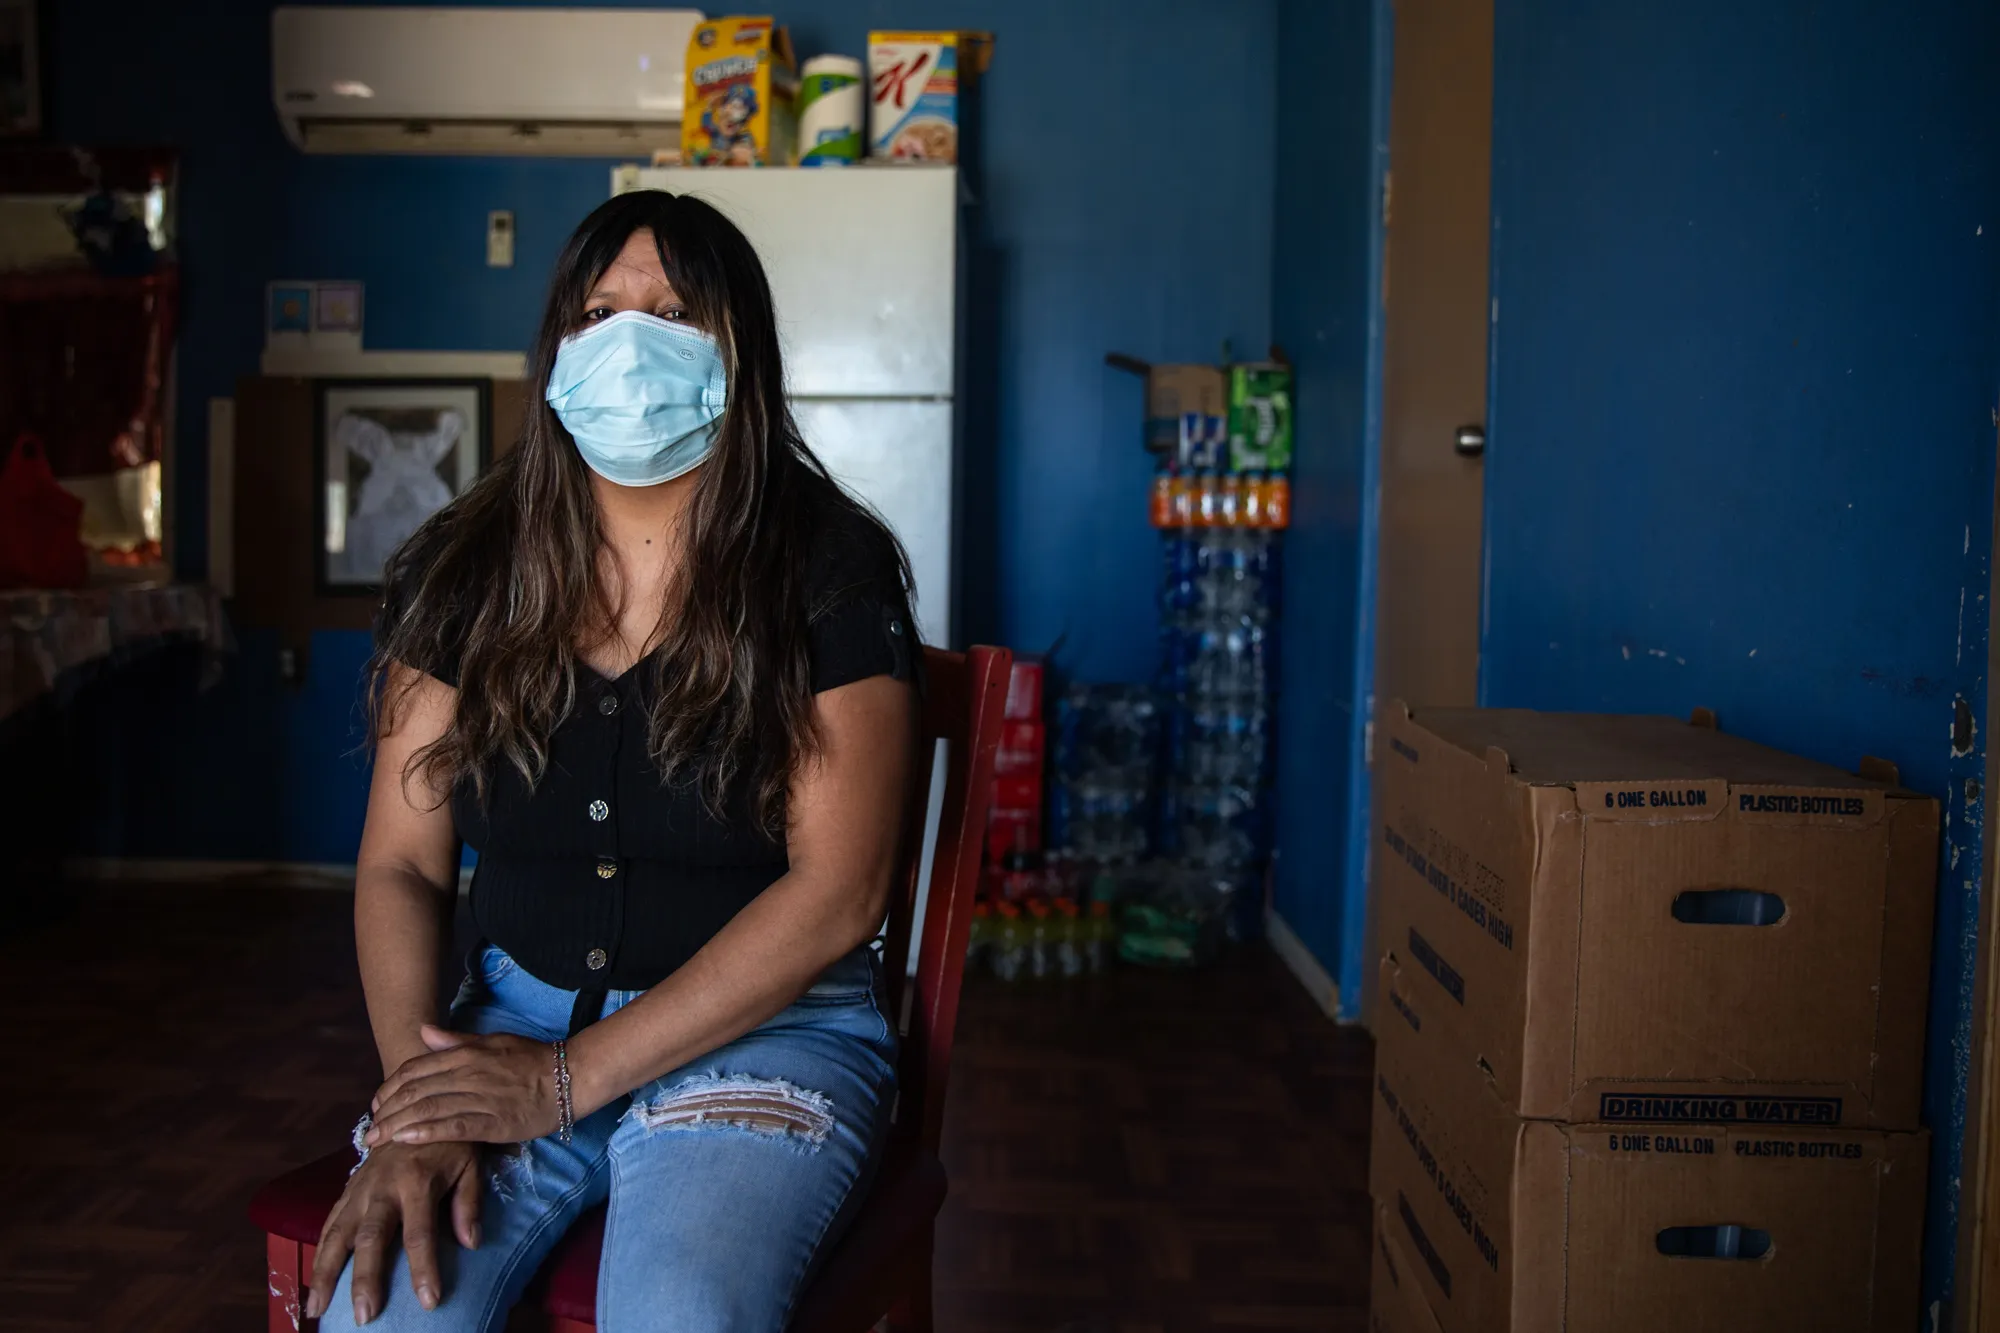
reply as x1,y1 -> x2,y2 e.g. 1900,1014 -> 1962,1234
1454,424 -> 1486,458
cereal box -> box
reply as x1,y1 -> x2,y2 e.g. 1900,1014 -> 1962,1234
682,17 -> 799,167
867,30 -> 994,164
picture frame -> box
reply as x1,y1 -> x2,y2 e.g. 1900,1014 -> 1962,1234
267,283 -> 313,340
313,378 -> 492,596
312,281 -> 364,335
267,279 -> 365,355
0,0 -> 39,138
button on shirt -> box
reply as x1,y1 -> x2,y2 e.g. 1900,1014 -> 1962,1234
383,510 -> 917,995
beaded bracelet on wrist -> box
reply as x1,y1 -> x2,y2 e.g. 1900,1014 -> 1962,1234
552,1039 -> 575,1145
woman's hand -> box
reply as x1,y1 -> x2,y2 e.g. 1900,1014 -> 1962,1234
365,1024 -> 561,1148
305,1139 -> 481,1323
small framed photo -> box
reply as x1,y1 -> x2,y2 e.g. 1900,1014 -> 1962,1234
314,379 -> 492,595
267,280 -> 365,354
0,0 -> 41,138
313,281 -> 364,335
268,283 -> 313,339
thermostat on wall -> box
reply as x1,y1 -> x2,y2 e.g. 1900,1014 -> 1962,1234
487,210 -> 514,268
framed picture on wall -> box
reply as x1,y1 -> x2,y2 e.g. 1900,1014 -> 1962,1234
314,379 -> 492,595
0,0 -> 39,137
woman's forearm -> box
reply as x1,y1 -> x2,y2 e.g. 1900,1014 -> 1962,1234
565,871 -> 883,1117
355,864 -> 455,1078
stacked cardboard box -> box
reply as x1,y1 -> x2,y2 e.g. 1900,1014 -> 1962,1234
1367,703 -> 1937,1333
1372,1202 -> 1446,1333
986,657 -> 1045,862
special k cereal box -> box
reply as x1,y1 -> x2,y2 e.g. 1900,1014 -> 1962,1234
867,30 -> 994,164
682,17 -> 799,167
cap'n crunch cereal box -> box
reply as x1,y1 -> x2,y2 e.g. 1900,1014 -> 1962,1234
682,17 -> 799,167
867,30 -> 993,164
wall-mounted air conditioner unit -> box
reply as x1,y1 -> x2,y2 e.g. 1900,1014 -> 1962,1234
272,7 -> 704,156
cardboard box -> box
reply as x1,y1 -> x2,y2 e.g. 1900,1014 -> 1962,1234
683,17 -> 799,167
1143,363 -> 1227,458
867,30 -> 993,163
1374,702 -> 1937,1128
1227,362 -> 1293,471
1371,954 -> 1927,1333
1373,1204 -> 1448,1333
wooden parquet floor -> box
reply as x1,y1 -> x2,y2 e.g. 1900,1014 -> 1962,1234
0,886 -> 1373,1332
935,957 -> 1374,1332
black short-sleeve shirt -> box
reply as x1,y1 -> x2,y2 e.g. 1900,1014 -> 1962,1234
380,511 -> 915,995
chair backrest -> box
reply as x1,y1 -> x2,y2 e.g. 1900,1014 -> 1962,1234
880,644 -> 1012,1154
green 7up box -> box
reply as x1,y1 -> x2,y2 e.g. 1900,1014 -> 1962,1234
1227,362 -> 1293,473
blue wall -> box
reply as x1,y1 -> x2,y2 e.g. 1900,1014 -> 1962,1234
1268,0 -> 1386,1006
48,0 -> 1280,862
1484,0 -> 2000,1314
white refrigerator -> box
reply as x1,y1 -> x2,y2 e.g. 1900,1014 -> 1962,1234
614,165 -> 964,946
611,165 -> 962,648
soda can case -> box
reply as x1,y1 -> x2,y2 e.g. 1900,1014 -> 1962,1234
1004,657 -> 1045,721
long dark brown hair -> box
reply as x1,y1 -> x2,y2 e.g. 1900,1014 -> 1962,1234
369,190 -> 911,834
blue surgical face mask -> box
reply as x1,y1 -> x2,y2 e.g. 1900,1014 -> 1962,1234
544,310 -> 729,487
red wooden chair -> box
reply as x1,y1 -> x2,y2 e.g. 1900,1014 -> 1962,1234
250,644 -> 1013,1332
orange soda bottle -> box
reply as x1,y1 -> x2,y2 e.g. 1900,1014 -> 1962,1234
1263,474 -> 1291,529
1241,471 -> 1265,527
1053,897 -> 1084,977
968,900 -> 993,973
1025,899 -> 1053,978
1169,470 -> 1196,527
1087,900 -> 1114,972
991,901 -> 1025,981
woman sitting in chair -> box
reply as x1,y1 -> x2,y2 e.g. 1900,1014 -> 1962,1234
309,190 -> 918,1331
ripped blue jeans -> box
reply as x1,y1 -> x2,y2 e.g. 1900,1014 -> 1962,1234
319,942 -> 897,1332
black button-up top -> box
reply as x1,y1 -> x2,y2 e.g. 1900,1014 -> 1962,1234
383,513 -> 915,1005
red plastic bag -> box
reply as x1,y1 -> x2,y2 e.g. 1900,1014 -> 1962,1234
0,434 -> 89,589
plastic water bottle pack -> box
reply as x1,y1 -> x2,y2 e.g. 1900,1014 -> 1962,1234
1155,527 -> 1281,873
1048,683 -> 1162,863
